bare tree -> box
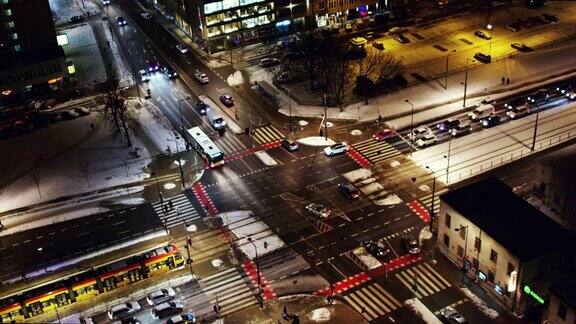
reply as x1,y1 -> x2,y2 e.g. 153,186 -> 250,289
327,59 -> 354,111
30,172 -> 41,198
101,73 -> 137,146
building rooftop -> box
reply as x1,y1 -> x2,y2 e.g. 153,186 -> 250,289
537,143 -> 576,169
549,276 -> 576,310
440,177 -> 574,262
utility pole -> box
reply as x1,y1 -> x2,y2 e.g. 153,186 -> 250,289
405,99 -> 415,156
425,166 -> 437,263
531,102 -> 542,151
247,237 -> 263,308
444,136 -> 452,185
151,172 -> 164,207
183,222 -> 195,278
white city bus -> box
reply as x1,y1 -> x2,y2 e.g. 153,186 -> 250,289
187,126 -> 225,168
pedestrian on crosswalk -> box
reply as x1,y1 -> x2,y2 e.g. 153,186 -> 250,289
168,200 -> 174,210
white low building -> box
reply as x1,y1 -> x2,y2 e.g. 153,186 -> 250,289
436,177 -> 575,317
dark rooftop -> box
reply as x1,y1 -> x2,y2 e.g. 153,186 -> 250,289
440,177 -> 574,262
549,276 -> 576,310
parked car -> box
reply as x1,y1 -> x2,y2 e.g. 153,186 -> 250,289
74,107 -> 91,116
450,123 -> 472,137
148,60 -> 160,72
107,301 -> 141,320
474,52 -> 491,63
373,129 -> 394,141
260,58 -> 280,67
119,317 -> 141,324
139,69 -> 150,82
542,13 -> 558,23
505,23 -> 521,32
195,100 -> 209,115
147,287 -> 176,305
60,110 -> 80,120
68,14 -> 85,24
13,120 -> 35,133
151,301 -> 184,319
372,39 -> 385,50
281,138 -> 299,151
176,44 -> 188,54
306,203 -> 331,218
362,240 -> 390,260
219,94 -> 234,107
79,316 -> 94,324
116,16 -> 127,26
507,105 -> 529,119
415,134 -> 437,148
338,182 -> 359,199
402,236 -> 420,255
393,34 -> 410,44
409,127 -> 432,140
511,43 -> 530,51
166,312 -> 197,324
527,16 -> 546,25
436,118 -> 460,132
162,66 -> 177,79
440,306 -> 467,323
324,142 -> 348,156
481,114 -> 502,128
194,70 -> 209,84
141,12 -> 151,19
527,89 -> 549,103
473,30 -> 492,39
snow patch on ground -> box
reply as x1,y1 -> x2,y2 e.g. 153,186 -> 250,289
297,136 -> 336,146
206,59 -> 229,69
254,151 -> 278,166
353,247 -> 382,270
101,20 -> 134,88
419,226 -> 433,242
359,182 -> 385,196
342,168 -> 373,183
460,287 -> 499,319
220,211 -> 285,259
308,307 -> 332,321
405,298 -> 443,324
227,71 -> 244,87
298,120 -> 309,126
113,198 -> 146,206
374,194 -> 402,205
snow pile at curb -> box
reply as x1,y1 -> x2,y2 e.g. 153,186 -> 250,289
342,168 -> 373,182
404,298 -> 442,324
254,151 -> 278,166
460,287 -> 499,319
374,194 -> 402,205
308,307 -> 332,321
220,211 -> 285,259
297,136 -> 336,146
353,247 -> 382,270
227,70 -> 244,87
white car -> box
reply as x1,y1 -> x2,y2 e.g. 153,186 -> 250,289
306,203 -> 331,218
146,287 -> 176,305
176,44 -> 188,54
194,70 -> 209,84
139,69 -> 150,82
415,134 -> 437,147
324,142 -> 348,156
440,306 -> 467,323
409,127 -> 432,140
107,301 -> 141,320
141,12 -> 151,19
150,301 -> 184,319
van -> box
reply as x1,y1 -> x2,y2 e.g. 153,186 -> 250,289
206,107 -> 227,130
468,104 -> 495,121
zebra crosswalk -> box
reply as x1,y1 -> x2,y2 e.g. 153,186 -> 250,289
352,139 -> 402,164
395,262 -> 452,299
214,134 -> 247,154
198,266 -> 259,316
152,193 -> 201,228
253,124 -> 283,145
343,283 -> 402,322
419,188 -> 448,215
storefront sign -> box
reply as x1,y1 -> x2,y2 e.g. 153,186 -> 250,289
523,285 -> 545,304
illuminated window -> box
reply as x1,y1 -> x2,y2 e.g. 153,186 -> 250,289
11,33 -> 17,40
222,0 -> 239,10
3,9 -> 11,16
204,2 -> 223,14
13,44 -> 20,52
0,0 -> 9,4
5,21 -> 14,29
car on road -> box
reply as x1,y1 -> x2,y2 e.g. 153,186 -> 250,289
511,43 -> 530,51
567,90 -> 576,100
473,30 -> 492,40
260,57 -> 280,67
306,203 -> 331,218
148,60 -> 160,72
482,114 -> 502,128
362,240 -> 390,260
440,306 -> 467,323
166,312 -> 197,324
79,316 -> 94,324
176,44 -> 188,54
162,66 -> 177,79
338,182 -> 359,199
194,70 -> 209,84
281,138 -> 299,151
151,301 -> 184,319
373,129 -> 394,141
139,69 -> 150,82
116,16 -> 127,26
68,14 -> 85,24
505,23 -> 521,32
324,142 -> 348,156
60,109 -> 80,120
74,107 -> 91,116
107,301 -> 141,320
450,123 -> 472,137
527,89 -> 549,104
542,13 -> 558,23
415,134 -> 437,148
504,97 -> 525,110
147,287 -> 176,305
141,12 -> 151,19
402,236 -> 420,255
276,71 -> 299,83
219,94 -> 234,107
393,34 -> 410,44
102,0 -> 110,5
436,118 -> 460,132
474,52 -> 491,63
409,127 -> 432,140
195,100 -> 209,115
507,105 -> 529,119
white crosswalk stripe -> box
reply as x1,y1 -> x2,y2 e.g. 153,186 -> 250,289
214,135 -> 247,154
253,124 -> 283,145
198,267 -> 258,316
343,283 -> 402,321
419,188 -> 448,215
352,139 -> 402,163
395,262 -> 452,299
152,193 -> 201,227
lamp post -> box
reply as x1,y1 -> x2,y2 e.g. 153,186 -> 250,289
443,136 -> 453,185
531,101 -> 542,151
323,93 -> 328,140
455,225 -> 469,286
37,247 -> 48,273
461,58 -> 474,108
444,49 -> 456,89
425,166 -> 437,263
405,99 -> 415,156
247,237 -> 263,308
486,24 -> 493,56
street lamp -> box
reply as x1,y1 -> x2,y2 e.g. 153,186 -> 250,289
425,166 -> 437,263
461,58 -> 474,108
555,7 -> 561,33
531,101 -> 542,151
454,225 -> 469,286
443,136 -> 453,185
247,237 -> 263,308
405,99 -> 415,156
486,24 -> 493,56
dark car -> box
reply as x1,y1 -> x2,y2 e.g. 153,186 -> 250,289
362,240 -> 390,260
68,14 -> 85,24
527,16 -> 546,25
219,94 -> 234,107
542,13 -> 558,23
402,236 -> 420,255
116,16 -> 127,26
481,114 -> 501,128
511,43 -> 530,51
393,34 -> 410,44
282,51 -> 305,61
473,30 -> 492,40
527,89 -> 549,104
338,183 -> 359,199
474,52 -> 491,63
74,107 -> 91,116
162,66 -> 177,79
120,317 -> 141,324
147,60 -> 160,72
505,23 -> 521,32
436,118 -> 460,132
195,100 -> 209,115
504,97 -> 526,110
151,301 -> 184,319
281,138 -> 299,152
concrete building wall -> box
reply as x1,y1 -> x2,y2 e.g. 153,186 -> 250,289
547,294 -> 576,324
534,160 -> 576,228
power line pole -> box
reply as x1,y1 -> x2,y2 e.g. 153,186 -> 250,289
531,102 -> 542,151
